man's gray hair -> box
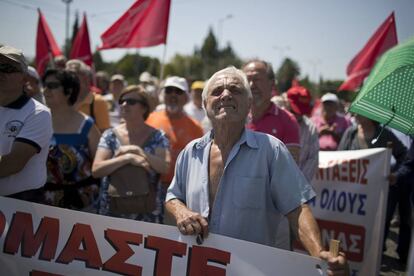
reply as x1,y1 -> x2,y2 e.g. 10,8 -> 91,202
66,59 -> 91,76
243,59 -> 275,81
202,66 -> 252,106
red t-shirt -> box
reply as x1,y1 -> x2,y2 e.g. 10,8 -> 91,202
246,103 -> 300,146
311,113 -> 351,151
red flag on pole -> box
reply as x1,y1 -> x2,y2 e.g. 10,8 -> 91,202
338,12 -> 398,91
99,0 -> 171,50
36,9 -> 62,76
70,13 -> 93,66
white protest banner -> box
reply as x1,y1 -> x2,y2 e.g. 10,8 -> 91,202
299,148 -> 390,276
0,196 -> 325,276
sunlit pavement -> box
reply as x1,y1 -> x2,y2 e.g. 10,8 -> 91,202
380,225 -> 407,276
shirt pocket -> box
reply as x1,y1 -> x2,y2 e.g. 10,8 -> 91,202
232,176 -> 265,209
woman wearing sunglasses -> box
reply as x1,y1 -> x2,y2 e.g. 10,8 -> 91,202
41,69 -> 101,211
92,85 -> 170,223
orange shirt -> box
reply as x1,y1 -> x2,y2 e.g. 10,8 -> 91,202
78,93 -> 110,132
146,110 -> 203,184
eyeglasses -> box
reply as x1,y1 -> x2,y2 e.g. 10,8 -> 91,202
44,82 -> 62,89
119,98 -> 147,107
0,63 -> 21,74
165,87 -> 185,96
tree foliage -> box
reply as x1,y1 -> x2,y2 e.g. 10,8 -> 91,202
197,28 -> 242,79
162,28 -> 241,80
93,52 -> 160,84
163,54 -> 203,80
200,28 -> 219,62
90,27 -> 342,94
275,58 -> 300,93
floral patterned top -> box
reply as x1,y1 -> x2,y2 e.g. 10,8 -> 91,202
97,127 -> 169,223
43,117 -> 99,210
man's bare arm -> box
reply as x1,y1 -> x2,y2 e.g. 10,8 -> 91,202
287,203 -> 323,256
0,141 -> 38,177
287,204 -> 349,275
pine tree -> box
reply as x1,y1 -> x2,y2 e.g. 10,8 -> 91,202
275,58 -> 300,93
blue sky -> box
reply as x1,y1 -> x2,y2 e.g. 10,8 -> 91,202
1,0 -> 413,81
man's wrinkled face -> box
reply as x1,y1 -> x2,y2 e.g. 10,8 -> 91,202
204,73 -> 251,124
243,62 -> 273,108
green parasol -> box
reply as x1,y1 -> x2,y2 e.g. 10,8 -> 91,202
349,36 -> 414,135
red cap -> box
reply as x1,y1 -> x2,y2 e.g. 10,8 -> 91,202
286,86 -> 312,116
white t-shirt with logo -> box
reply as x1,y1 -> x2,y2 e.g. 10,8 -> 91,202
0,97 -> 52,195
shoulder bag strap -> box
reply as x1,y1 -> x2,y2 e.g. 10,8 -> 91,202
89,95 -> 95,121
112,128 -> 125,146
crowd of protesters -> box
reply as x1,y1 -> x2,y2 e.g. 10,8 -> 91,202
1,44 -> 413,271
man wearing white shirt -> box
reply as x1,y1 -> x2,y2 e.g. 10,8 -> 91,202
0,45 -> 52,200
184,81 -> 206,123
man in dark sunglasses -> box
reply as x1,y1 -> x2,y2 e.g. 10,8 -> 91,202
0,45 -> 53,201
162,77 -> 188,115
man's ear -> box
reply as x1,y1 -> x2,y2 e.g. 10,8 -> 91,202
22,71 -> 30,83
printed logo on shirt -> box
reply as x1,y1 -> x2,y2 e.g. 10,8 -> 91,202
4,120 -> 24,137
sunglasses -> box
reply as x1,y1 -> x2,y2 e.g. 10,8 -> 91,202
0,63 -> 21,74
44,82 -> 62,89
165,87 -> 185,96
119,98 -> 147,107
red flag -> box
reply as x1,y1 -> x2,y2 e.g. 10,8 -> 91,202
99,0 -> 171,50
339,12 -> 398,91
70,13 -> 93,66
36,9 -> 62,76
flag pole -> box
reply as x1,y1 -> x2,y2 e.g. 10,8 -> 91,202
159,43 -> 167,81
135,48 -> 140,81
49,52 -> 55,69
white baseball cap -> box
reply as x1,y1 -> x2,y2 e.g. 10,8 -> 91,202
321,92 -> 339,103
163,76 -> 189,94
27,66 -> 40,80
110,74 -> 125,82
139,71 -> 152,83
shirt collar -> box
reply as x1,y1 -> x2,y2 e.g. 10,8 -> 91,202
241,128 -> 259,149
4,93 -> 30,109
195,128 -> 259,150
266,102 -> 279,115
195,131 -> 214,149
248,103 -> 279,124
